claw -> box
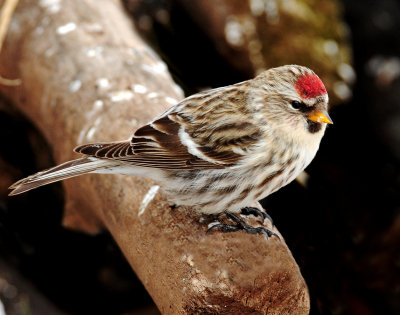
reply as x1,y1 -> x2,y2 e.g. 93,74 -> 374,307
207,223 -> 241,233
207,212 -> 280,240
240,207 -> 274,226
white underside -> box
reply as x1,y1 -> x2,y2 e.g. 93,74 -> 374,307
89,119 -> 324,215
90,142 -> 316,215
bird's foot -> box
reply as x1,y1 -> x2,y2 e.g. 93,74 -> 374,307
240,206 -> 274,226
207,212 -> 280,239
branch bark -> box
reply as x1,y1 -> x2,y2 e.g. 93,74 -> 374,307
0,0 -> 310,313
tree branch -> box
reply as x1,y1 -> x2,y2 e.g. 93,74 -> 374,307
0,0 -> 309,313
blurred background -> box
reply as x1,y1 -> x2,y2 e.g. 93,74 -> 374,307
0,0 -> 399,314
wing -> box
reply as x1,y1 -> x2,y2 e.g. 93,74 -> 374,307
75,83 -> 262,170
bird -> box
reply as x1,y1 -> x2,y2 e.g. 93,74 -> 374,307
9,65 -> 332,236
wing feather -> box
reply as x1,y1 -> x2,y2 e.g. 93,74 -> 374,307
75,83 -> 260,170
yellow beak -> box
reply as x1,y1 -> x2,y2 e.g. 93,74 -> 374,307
308,110 -> 333,124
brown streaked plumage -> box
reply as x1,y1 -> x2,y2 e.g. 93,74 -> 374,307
9,65 -> 332,218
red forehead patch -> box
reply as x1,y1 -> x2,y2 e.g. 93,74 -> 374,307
295,74 -> 327,99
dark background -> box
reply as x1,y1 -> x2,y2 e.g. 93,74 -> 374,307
0,0 -> 399,314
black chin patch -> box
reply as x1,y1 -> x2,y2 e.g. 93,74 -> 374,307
307,121 -> 322,133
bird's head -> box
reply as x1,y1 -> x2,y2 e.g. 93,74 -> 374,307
253,65 -> 332,138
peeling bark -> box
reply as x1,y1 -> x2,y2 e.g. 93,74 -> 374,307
0,0 -> 310,314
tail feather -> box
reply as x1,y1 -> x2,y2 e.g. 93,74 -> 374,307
9,157 -> 112,196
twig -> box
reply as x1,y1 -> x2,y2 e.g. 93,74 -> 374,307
0,76 -> 20,85
0,0 -> 21,86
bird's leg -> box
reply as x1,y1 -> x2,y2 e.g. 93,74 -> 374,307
208,212 -> 280,239
240,206 -> 274,226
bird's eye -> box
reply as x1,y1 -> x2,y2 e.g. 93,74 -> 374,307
291,100 -> 302,110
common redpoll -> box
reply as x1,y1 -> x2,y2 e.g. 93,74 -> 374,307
9,65 -> 332,235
